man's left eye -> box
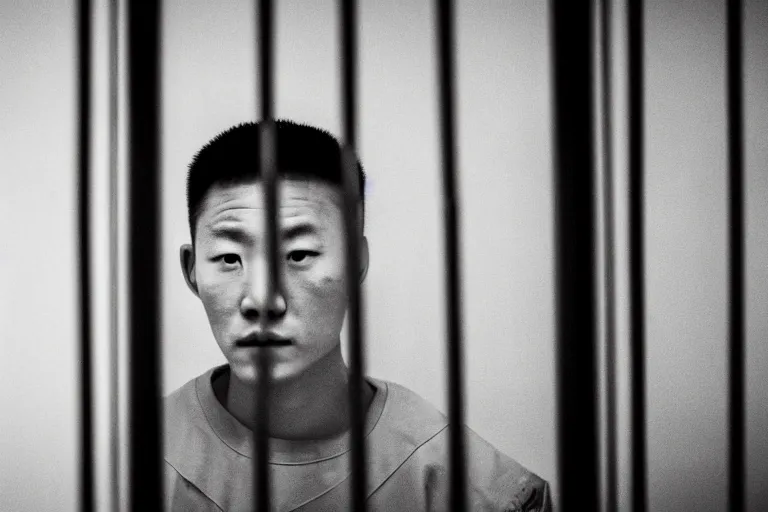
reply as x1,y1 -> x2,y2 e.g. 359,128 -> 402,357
287,250 -> 318,263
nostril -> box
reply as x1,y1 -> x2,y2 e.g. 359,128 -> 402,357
241,308 -> 259,321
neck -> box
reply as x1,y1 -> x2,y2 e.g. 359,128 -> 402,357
220,345 -> 374,440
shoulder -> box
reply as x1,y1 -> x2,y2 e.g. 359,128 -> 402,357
371,379 -> 551,511
163,373 -> 205,442
162,369 -> 218,470
165,375 -> 199,420
417,426 -> 550,511
374,379 -> 449,435
364,378 -> 450,482
163,369 -> 230,511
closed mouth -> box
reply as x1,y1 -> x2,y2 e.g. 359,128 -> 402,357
235,332 -> 293,348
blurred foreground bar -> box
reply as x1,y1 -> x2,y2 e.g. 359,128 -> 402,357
254,0 -> 277,510
77,0 -> 94,510
726,0 -> 745,510
127,1 -> 163,509
599,0 -> 619,509
627,1 -> 647,510
550,1 -> 600,509
435,0 -> 468,510
339,0 -> 369,510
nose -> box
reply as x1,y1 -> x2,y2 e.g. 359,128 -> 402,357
239,258 -> 287,321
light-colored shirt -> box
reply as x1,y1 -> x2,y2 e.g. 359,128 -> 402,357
164,366 -> 551,511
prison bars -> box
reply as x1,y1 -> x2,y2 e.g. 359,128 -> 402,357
550,1 -> 601,509
126,0 -> 163,510
71,1 -> 753,511
253,0 -> 278,510
339,0 -> 371,510
108,0 -> 121,509
627,1 -> 647,511
78,2 -> 123,511
435,1 -> 470,510
77,0 -> 94,510
599,0 -> 619,509
727,0 -> 746,511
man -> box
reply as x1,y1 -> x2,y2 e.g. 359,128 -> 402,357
165,120 -> 551,511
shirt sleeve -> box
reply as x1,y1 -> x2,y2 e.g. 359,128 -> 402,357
462,427 -> 551,512
533,482 -> 553,512
476,461 -> 551,512
515,471 -> 552,512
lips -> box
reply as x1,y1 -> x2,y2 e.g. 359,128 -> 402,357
234,331 -> 293,347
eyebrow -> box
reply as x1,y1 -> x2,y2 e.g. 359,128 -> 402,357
282,222 -> 320,241
209,222 -> 320,243
209,225 -> 253,244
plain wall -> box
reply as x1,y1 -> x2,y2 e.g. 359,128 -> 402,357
0,1 -> 79,510
1,1 -> 766,511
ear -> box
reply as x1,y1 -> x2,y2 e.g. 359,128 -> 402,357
359,235 -> 370,283
180,244 -> 199,297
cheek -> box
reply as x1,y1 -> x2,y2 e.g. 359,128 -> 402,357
291,267 -> 347,330
196,267 -> 241,329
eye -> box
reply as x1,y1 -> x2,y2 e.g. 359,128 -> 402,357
287,250 -> 318,264
220,254 -> 240,266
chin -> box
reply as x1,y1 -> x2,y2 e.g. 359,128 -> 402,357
228,356 -> 308,386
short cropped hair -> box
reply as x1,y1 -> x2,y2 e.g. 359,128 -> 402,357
186,120 -> 366,241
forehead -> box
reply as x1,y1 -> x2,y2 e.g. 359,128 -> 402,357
197,179 -> 343,230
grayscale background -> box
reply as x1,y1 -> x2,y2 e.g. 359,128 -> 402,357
1,0 -> 766,510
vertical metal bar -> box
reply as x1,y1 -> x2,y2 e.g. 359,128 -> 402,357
550,1 -> 600,510
77,0 -> 95,510
108,1 -> 121,510
258,0 -> 274,122
341,0 -> 358,146
255,1 -> 276,510
253,121 -> 278,512
627,1 -> 647,511
127,1 -> 162,509
339,0 -> 369,510
599,0 -> 618,510
254,345 -> 273,512
435,1 -> 468,510
726,0 -> 745,510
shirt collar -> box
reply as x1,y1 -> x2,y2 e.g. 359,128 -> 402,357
195,364 -> 388,465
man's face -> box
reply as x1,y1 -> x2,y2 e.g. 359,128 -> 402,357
181,178 -> 367,385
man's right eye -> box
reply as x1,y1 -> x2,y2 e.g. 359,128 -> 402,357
220,254 -> 240,265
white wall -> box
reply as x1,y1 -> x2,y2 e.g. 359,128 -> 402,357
1,0 -> 767,511
0,1 -> 78,510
